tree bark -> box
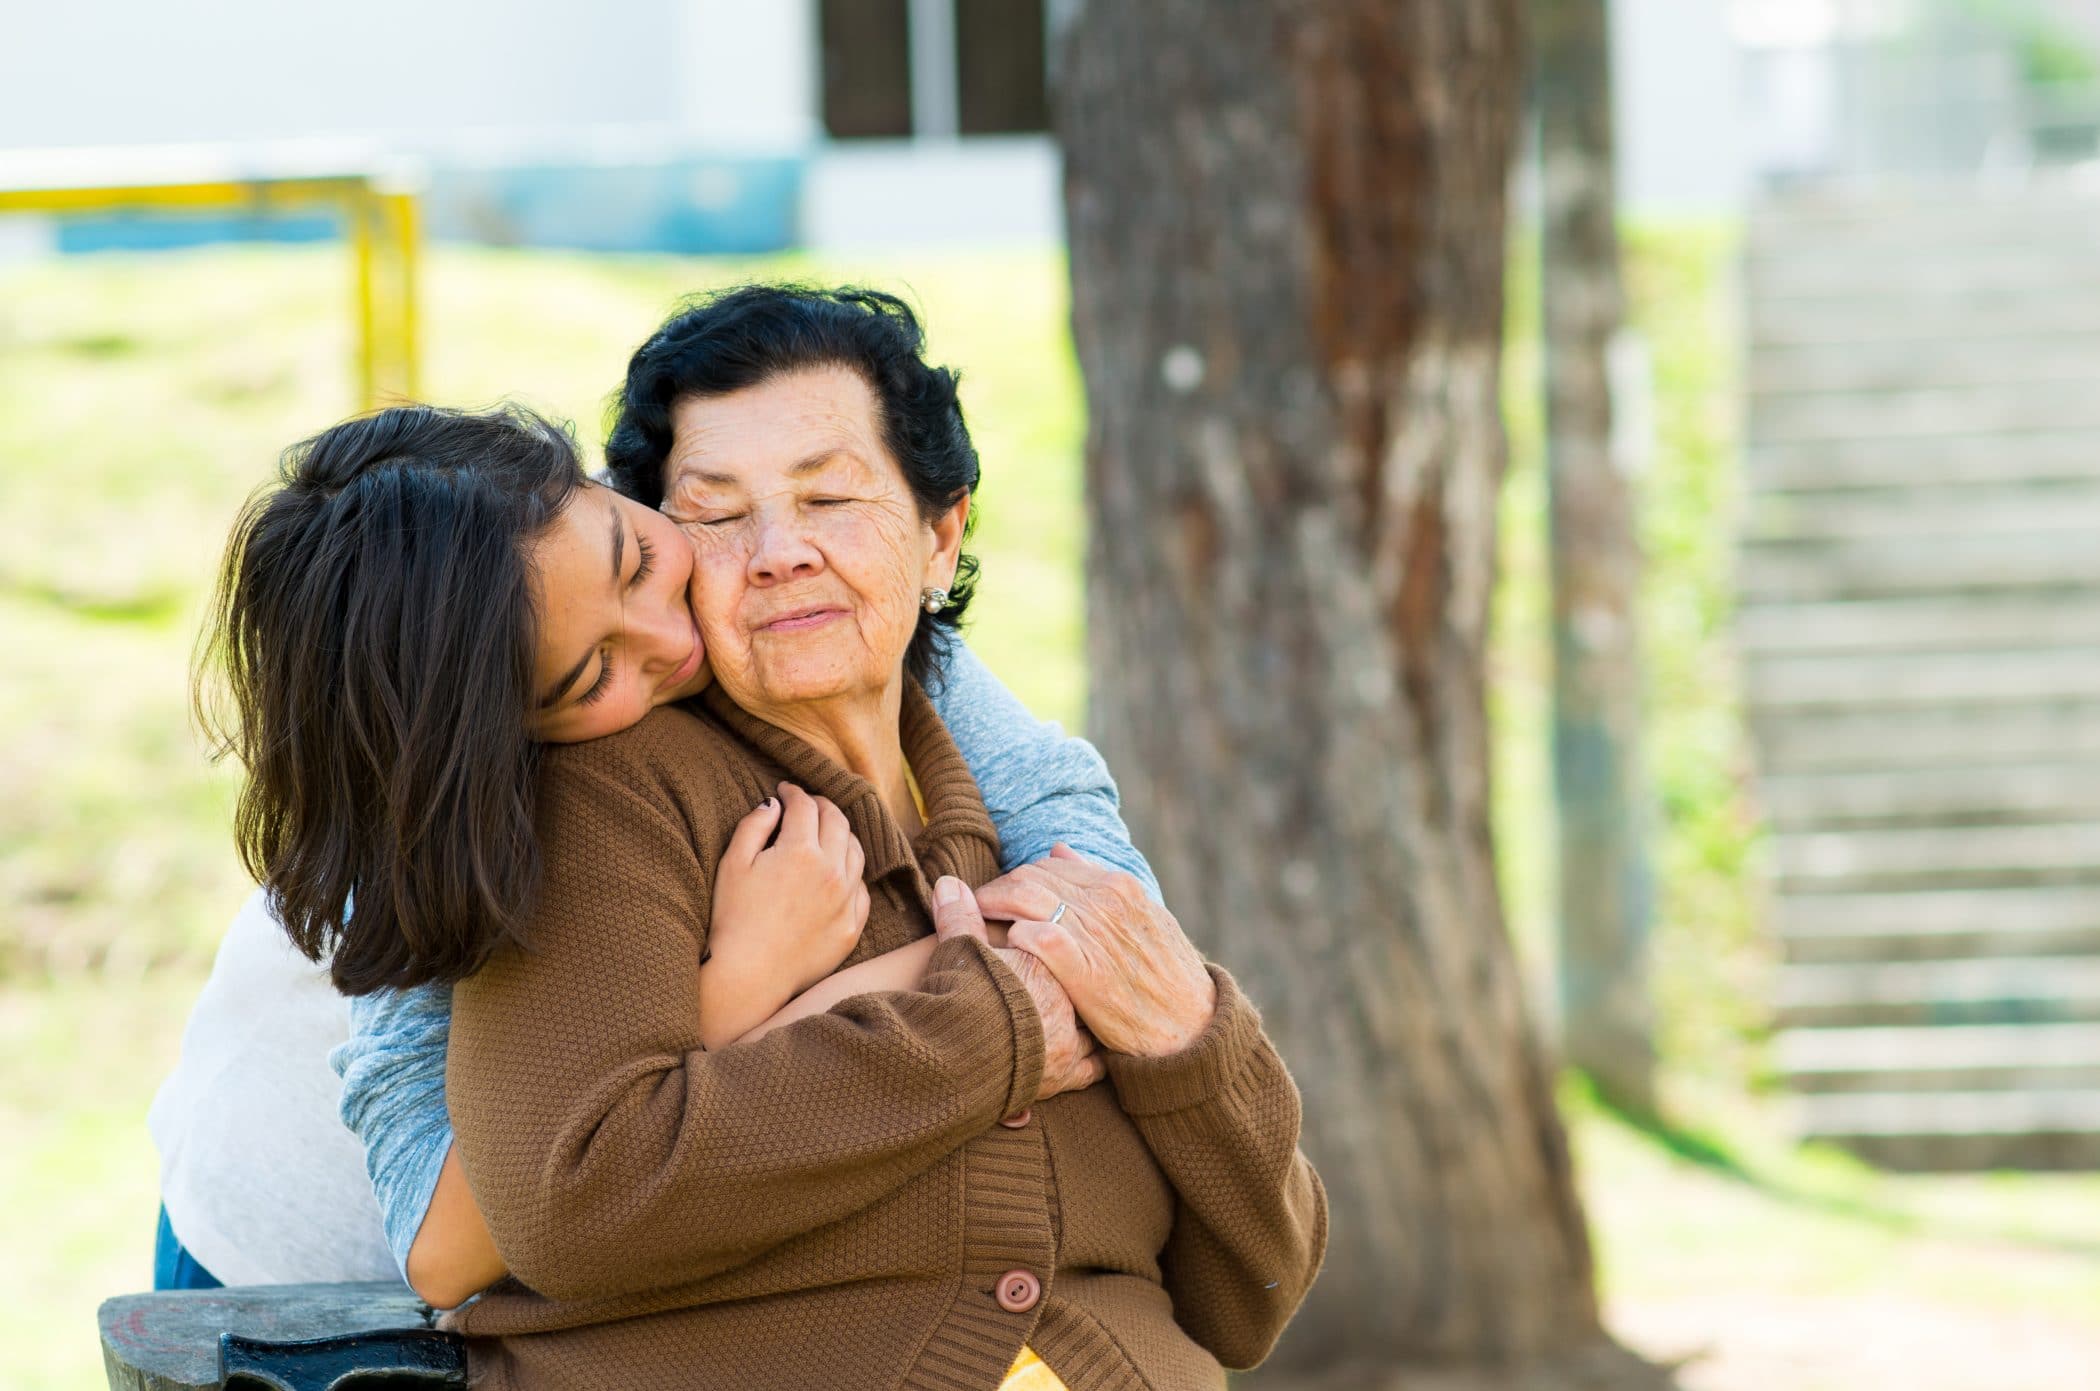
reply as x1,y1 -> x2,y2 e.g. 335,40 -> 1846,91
1534,0 -> 1656,1114
1057,1 -> 1651,1381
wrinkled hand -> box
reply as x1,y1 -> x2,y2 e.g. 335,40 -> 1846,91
933,875 -> 1104,1103
710,783 -> 869,999
975,846 -> 1216,1058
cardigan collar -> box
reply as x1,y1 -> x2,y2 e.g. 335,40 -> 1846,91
698,679 -> 1001,896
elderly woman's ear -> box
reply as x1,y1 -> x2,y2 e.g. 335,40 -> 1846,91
923,491 -> 971,593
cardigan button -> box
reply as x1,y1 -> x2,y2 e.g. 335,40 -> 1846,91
998,1109 -> 1033,1129
995,1269 -> 1041,1313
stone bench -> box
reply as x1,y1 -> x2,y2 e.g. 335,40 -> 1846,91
99,1282 -> 465,1390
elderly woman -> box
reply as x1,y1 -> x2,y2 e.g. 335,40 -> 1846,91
437,286 -> 1325,1390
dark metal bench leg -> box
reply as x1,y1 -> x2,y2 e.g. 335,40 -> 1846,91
218,1327 -> 467,1391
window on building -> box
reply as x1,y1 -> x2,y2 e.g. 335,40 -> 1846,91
821,0 -> 914,139
821,0 -> 1047,140
958,0 -> 1048,134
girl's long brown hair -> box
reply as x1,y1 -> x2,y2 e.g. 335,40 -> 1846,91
195,404 -> 583,994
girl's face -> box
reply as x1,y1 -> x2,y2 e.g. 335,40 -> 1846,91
527,483 -> 712,744
658,366 -> 967,720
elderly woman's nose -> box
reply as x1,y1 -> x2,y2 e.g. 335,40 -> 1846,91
746,513 -> 824,584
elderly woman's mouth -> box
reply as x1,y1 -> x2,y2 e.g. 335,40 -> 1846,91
758,605 -> 847,634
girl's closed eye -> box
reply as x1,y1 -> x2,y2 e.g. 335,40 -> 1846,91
577,653 -> 614,706
631,531 -> 656,585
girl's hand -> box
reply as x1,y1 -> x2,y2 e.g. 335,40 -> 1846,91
702,783 -> 870,1046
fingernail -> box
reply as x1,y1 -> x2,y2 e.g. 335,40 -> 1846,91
935,876 -> 962,907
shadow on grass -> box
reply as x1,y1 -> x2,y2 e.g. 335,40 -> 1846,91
1569,1071 -> 2100,1262
1,576 -> 188,625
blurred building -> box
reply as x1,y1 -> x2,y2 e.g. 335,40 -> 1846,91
17,2 -> 2100,257
3,0 -> 1763,261
1,0 -> 1062,254
1736,0 -> 2100,184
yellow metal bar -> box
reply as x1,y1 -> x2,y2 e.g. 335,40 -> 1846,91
0,178 -> 366,215
383,189 -> 422,402
350,191 -> 378,411
1,170 -> 423,413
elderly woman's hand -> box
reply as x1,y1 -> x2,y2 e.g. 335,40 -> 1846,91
933,877 -> 1104,1102
975,848 -> 1217,1059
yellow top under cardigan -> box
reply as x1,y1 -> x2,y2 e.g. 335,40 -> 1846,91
1001,1346 -> 1070,1389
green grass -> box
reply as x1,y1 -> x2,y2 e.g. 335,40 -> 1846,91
3,239 -> 2095,1390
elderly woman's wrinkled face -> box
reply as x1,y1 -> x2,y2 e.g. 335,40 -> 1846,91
662,366 -> 965,717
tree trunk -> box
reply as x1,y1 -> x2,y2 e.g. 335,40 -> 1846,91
1057,1 -> 1654,1382
1534,0 -> 1656,1115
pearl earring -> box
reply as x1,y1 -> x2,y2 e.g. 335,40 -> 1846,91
921,587 -> 950,614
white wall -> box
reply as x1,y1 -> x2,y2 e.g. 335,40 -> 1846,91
2,0 -> 685,150
1613,0 -> 1748,214
675,0 -> 820,150
801,137 -> 1062,250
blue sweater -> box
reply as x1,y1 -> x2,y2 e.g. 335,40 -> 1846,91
330,642 -> 1157,1275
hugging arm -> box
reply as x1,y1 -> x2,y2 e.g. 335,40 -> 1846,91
445,746 -> 1045,1306
929,641 -> 1160,898
336,830 -> 897,1309
333,986 -> 493,1307
335,793 -> 920,1308
334,642 -> 1158,1303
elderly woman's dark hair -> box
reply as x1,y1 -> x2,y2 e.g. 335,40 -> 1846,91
604,284 -> 980,685
195,404 -> 585,995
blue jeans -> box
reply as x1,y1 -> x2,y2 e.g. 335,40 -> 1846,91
153,1205 -> 223,1290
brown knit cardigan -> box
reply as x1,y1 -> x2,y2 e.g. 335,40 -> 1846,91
444,681 -> 1326,1390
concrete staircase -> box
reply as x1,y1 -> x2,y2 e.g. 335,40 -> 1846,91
1742,186 -> 2100,1170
